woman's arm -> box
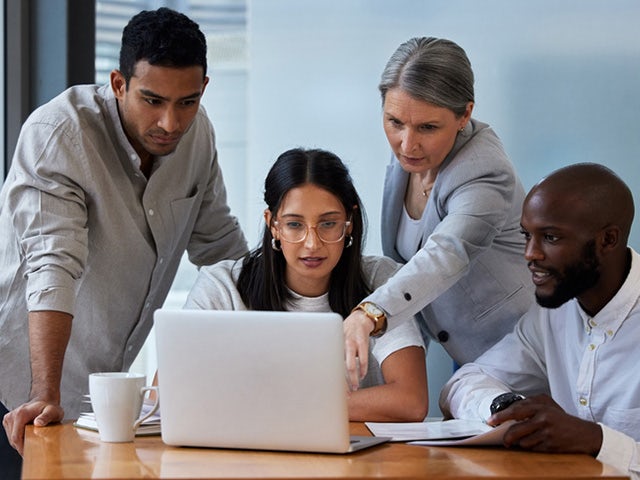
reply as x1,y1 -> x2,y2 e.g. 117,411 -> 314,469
183,259 -> 246,310
347,345 -> 428,422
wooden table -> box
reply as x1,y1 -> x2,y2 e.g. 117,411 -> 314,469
22,422 -> 628,479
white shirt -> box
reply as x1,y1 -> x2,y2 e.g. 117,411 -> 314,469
395,205 -> 423,262
440,248 -> 640,478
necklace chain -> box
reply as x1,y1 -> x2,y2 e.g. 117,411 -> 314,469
419,175 -> 435,198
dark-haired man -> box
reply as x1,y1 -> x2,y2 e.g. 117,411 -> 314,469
0,8 -> 248,472
440,163 -> 639,477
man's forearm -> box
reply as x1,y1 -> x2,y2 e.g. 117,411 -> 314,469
28,311 -> 73,402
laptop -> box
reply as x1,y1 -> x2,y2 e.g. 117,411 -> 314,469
153,309 -> 390,453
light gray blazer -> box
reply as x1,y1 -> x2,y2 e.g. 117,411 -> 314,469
365,119 -> 534,364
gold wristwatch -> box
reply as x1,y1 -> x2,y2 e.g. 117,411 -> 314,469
353,302 -> 387,337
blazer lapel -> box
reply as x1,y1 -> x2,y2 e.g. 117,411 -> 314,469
381,154 -> 409,262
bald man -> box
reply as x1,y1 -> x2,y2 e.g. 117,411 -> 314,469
439,163 -> 639,477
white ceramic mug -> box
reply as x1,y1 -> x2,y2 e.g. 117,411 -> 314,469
88,372 -> 159,442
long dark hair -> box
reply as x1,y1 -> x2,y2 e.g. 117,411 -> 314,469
236,148 -> 370,317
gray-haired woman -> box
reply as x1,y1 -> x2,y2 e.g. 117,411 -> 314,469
344,37 -> 533,390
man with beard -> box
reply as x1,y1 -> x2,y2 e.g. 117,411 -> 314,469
439,163 -> 639,478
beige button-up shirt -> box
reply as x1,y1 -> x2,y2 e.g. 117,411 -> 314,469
0,84 -> 248,418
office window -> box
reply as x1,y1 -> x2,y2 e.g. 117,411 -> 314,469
96,1 -> 147,85
96,0 -> 247,83
95,0 -> 248,379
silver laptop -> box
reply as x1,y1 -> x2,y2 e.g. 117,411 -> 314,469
153,309 -> 389,453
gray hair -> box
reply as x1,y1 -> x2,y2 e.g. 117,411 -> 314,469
379,37 -> 474,117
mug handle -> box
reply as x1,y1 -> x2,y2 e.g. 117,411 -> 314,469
134,386 -> 160,430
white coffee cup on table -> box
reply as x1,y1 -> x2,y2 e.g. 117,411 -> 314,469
88,372 -> 159,442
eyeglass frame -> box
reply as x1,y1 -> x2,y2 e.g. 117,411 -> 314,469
272,218 -> 352,244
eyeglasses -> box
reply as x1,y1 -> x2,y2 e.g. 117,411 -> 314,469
273,219 -> 351,244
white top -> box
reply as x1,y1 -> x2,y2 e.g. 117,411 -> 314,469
395,205 -> 424,262
440,248 -> 640,478
185,255 -> 425,388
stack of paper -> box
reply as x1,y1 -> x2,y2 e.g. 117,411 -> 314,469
365,418 -> 513,446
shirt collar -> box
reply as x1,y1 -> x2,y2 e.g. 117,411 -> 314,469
101,84 -> 147,173
577,247 -> 640,337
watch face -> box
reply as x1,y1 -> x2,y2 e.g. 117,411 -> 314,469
490,393 -> 524,415
364,303 -> 382,317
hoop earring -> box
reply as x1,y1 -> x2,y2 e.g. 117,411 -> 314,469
271,238 -> 281,251
345,235 -> 353,248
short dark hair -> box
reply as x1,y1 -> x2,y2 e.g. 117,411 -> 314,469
119,7 -> 207,86
237,148 -> 370,317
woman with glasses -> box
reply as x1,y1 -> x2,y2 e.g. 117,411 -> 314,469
184,148 -> 428,422
343,37 -> 533,391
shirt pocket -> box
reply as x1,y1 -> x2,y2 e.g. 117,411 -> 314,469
169,189 -> 202,249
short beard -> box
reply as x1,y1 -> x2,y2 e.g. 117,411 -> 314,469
535,240 -> 600,309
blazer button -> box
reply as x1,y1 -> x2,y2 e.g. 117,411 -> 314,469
437,331 -> 449,342
403,292 -> 412,301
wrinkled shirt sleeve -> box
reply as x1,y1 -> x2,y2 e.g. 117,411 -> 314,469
439,307 -> 550,419
8,122 -> 90,315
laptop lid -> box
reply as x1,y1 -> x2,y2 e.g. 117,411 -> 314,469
153,309 -> 388,453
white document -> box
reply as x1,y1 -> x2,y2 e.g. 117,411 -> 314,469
365,419 -> 514,446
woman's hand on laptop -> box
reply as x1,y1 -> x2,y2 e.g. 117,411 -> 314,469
343,310 -> 373,391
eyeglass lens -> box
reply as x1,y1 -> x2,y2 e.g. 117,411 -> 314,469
278,221 -> 348,243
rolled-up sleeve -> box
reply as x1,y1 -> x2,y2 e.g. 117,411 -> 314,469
8,123 -> 89,315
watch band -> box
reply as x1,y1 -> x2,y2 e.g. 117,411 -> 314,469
353,302 -> 387,337
489,392 -> 525,415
